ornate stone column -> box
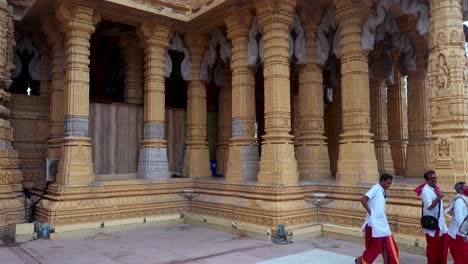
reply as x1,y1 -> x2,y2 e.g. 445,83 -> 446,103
224,9 -> 259,182
184,34 -> 211,178
256,0 -> 298,185
406,33 -> 431,177
216,64 -> 232,176
370,45 -> 394,175
121,33 -> 144,105
42,16 -> 65,164
296,8 -> 331,180
335,1 -> 378,184
428,0 -> 468,185
387,52 -> 408,176
55,1 -> 99,185
0,0 -> 24,232
136,22 -> 171,179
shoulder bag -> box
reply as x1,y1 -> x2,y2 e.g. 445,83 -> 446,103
420,200 -> 440,230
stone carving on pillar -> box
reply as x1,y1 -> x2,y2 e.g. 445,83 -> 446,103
137,21 -> 171,180
0,0 -> 25,233
256,0 -> 299,185
427,0 -> 468,184
316,8 -> 340,65
54,1 -> 100,185
335,0 -> 379,184
247,17 -> 264,66
165,33 -> 191,81
200,29 -> 232,81
120,33 -> 144,104
225,8 -> 259,182
184,33 -> 211,178
295,6 -> 331,180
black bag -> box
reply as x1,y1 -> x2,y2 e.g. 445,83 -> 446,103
420,200 -> 441,230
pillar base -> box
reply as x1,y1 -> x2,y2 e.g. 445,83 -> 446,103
225,144 -> 259,182
184,146 -> 210,177
389,142 -> 407,176
406,141 -> 430,177
374,141 -> 395,175
138,146 -> 170,179
296,144 -> 331,180
56,137 -> 94,185
337,141 -> 379,185
258,141 -> 298,185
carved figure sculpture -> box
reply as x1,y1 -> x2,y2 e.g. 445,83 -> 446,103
436,54 -> 450,90
247,17 -> 261,66
290,12 -> 307,64
200,29 -> 232,81
400,0 -> 429,35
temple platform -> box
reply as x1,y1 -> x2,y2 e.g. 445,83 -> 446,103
0,223 -> 432,264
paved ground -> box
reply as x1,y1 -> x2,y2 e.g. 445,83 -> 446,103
0,223 -> 429,264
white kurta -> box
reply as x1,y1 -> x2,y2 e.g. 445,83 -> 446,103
360,183 -> 392,238
448,195 -> 468,239
421,184 -> 447,237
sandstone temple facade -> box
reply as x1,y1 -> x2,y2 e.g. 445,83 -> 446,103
1,0 -> 468,241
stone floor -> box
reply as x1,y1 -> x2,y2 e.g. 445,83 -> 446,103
0,223 -> 429,264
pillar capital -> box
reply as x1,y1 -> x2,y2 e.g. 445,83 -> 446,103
41,16 -> 63,47
255,0 -> 296,27
224,8 -> 252,31
184,33 -> 209,58
55,1 -> 100,34
137,21 -> 171,48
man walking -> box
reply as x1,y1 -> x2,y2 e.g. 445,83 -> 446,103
416,170 -> 448,264
355,174 -> 399,264
445,182 -> 468,264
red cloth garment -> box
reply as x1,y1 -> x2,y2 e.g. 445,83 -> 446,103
449,235 -> 468,264
361,225 -> 399,264
425,228 -> 449,264
415,183 -> 440,197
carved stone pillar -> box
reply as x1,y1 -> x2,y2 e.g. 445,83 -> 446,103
184,34 -> 211,178
216,64 -> 232,176
121,33 -> 144,105
224,9 -> 259,182
0,0 -> 25,233
296,8 -> 331,180
370,45 -> 394,175
42,16 -> 65,164
406,33 -> 431,177
256,0 -> 298,185
55,2 -> 99,185
387,52 -> 408,176
428,0 -> 468,185
335,1 -> 378,184
136,22 -> 171,179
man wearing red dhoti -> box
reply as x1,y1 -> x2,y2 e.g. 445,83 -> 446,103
417,170 -> 448,264
355,174 -> 399,264
445,182 -> 468,264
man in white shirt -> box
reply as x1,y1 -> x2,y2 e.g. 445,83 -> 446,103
420,170 -> 448,264
355,174 -> 399,264
446,182 -> 468,264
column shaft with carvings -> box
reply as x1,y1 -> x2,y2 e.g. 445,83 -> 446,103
387,52 -> 408,176
42,16 -> 65,164
370,45 -> 394,175
0,0 -> 24,233
184,34 -> 210,177
121,34 -> 144,105
224,9 -> 259,182
137,22 -> 170,179
256,0 -> 298,185
428,0 -> 468,185
55,2 -> 99,185
406,33 -> 430,177
296,9 -> 331,179
216,64 -> 232,175
335,1 -> 378,184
